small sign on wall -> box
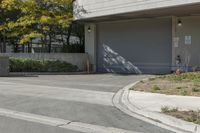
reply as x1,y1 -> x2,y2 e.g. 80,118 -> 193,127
185,35 -> 192,45
173,37 -> 179,47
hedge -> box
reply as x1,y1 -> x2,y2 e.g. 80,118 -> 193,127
9,58 -> 78,72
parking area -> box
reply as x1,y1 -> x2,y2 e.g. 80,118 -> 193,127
0,74 -> 173,133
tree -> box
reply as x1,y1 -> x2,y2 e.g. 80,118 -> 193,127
72,22 -> 84,46
0,0 -> 73,53
0,0 -> 21,52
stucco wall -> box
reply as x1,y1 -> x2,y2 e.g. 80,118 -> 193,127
74,0 -> 200,19
175,16 -> 200,69
0,53 -> 88,71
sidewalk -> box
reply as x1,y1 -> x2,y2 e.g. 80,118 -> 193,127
129,91 -> 200,112
113,81 -> 200,133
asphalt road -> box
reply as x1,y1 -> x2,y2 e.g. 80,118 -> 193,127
0,74 -> 174,133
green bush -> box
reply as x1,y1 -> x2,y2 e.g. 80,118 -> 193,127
9,58 -> 78,72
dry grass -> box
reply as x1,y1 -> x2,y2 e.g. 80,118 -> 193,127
131,72 -> 200,96
161,106 -> 200,125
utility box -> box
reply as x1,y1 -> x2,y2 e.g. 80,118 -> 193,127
0,56 -> 9,76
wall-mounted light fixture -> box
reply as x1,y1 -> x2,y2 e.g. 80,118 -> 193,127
87,26 -> 91,33
177,19 -> 182,27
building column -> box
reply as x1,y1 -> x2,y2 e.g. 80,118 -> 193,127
85,23 -> 97,72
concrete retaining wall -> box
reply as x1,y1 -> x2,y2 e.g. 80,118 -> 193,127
0,56 -> 9,76
0,53 -> 88,71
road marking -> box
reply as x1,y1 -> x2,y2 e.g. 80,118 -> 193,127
0,81 -> 114,106
0,108 -> 141,133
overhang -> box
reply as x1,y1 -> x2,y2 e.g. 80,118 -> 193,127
74,2 -> 200,22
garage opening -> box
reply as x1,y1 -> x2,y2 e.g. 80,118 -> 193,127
96,18 -> 172,74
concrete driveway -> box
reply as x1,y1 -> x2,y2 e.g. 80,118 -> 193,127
0,74 -> 173,133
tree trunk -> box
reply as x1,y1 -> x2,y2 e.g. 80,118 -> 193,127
41,37 -> 44,53
2,35 -> 6,53
14,43 -> 18,53
61,32 -> 65,48
66,24 -> 72,45
0,40 -> 3,53
48,35 -> 52,53
22,44 -> 25,53
28,40 -> 32,53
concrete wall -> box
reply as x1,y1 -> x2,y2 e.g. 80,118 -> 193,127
74,0 -> 200,19
0,56 -> 9,76
174,16 -> 200,69
0,53 -> 88,71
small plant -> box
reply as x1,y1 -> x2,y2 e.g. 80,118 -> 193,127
161,106 -> 178,113
163,109 -> 200,125
180,89 -> 188,96
140,80 -> 144,83
170,107 -> 178,112
161,106 -> 170,113
168,72 -> 200,82
193,82 -> 200,87
192,88 -> 200,92
186,117 -> 194,122
158,75 -> 166,79
176,87 -> 182,90
133,72 -> 200,97
197,110 -> 200,125
185,110 -> 200,125
149,78 -> 156,81
152,85 -> 161,91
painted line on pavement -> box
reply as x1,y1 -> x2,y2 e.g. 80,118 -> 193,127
0,108 -> 141,133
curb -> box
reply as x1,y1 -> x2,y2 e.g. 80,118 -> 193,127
8,72 -> 88,77
113,80 -> 200,133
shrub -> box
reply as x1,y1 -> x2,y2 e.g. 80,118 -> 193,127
9,58 -> 78,72
192,88 -> 200,92
180,89 -> 188,96
161,106 -> 178,113
161,106 -> 170,113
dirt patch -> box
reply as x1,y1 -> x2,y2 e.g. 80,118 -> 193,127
131,72 -> 200,96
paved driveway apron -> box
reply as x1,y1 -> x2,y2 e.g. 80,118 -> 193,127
0,74 -> 173,133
